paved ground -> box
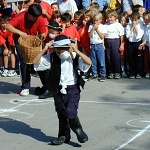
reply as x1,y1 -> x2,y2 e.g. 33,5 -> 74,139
0,76 -> 150,150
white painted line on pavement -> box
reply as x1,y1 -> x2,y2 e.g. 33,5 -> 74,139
0,98 -> 40,115
115,124 -> 150,150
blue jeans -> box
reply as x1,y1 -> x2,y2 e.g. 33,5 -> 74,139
90,43 -> 106,76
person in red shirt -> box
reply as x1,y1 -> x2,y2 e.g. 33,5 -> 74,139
34,0 -> 53,35
0,15 -> 16,77
77,10 -> 93,80
61,12 -> 80,42
5,4 -> 47,96
0,34 -> 5,75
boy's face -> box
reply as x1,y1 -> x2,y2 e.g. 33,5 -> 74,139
120,17 -> 127,27
54,17 -> 61,24
48,28 -> 59,39
55,49 -> 66,56
93,17 -> 101,25
62,21 -> 71,27
138,7 -> 144,17
52,4 -> 59,12
132,18 -> 140,25
84,15 -> 91,23
74,16 -> 82,26
144,15 -> 150,25
107,15 -> 116,24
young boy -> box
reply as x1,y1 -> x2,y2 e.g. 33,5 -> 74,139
0,15 -> 16,77
88,12 -> 107,82
33,34 -> 91,145
139,10 -> 150,78
104,10 -> 124,79
61,12 -> 80,42
126,12 -> 144,79
34,21 -> 62,99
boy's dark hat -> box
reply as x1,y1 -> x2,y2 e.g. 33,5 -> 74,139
45,21 -> 62,31
52,34 -> 76,48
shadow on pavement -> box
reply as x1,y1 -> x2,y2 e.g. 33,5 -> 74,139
0,117 -> 52,142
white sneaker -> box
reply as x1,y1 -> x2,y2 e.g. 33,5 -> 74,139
7,70 -> 17,77
0,70 -> 2,76
2,69 -> 9,77
145,73 -> 150,78
20,89 -> 29,96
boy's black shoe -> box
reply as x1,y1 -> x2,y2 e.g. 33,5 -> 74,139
39,90 -> 53,99
98,76 -> 105,82
34,86 -> 45,95
50,135 -> 71,145
88,75 -> 97,81
50,136 -> 66,145
69,117 -> 88,143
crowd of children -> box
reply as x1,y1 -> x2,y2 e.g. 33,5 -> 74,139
0,0 -> 150,88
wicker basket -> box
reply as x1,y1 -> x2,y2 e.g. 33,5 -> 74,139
18,35 -> 42,64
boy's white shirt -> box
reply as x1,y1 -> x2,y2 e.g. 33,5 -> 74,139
34,54 -> 51,71
104,22 -> 124,38
34,52 -> 90,93
143,25 -> 150,50
126,23 -> 144,42
88,23 -> 107,44
59,0 -> 78,16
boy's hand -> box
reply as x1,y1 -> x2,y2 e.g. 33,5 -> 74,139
138,44 -> 144,50
69,43 -> 78,52
45,40 -> 54,49
82,20 -> 87,26
93,24 -> 98,30
119,43 -> 124,51
42,9 -> 47,15
3,48 -> 9,56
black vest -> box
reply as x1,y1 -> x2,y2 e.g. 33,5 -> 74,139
45,52 -> 85,92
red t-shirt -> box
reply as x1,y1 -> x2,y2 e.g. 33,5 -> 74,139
0,28 -> 14,46
34,1 -> 53,34
0,35 -> 6,45
61,24 -> 80,41
78,25 -> 90,56
8,11 -> 46,40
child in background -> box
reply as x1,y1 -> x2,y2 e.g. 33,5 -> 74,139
139,11 -> 150,78
132,4 -> 145,23
126,12 -> 144,79
61,12 -> 80,42
73,10 -> 83,30
0,15 -> 17,77
35,21 -> 62,99
89,5 -> 100,15
0,32 -> 5,75
104,10 -> 124,79
88,12 -> 107,82
51,2 -> 59,12
119,12 -> 129,77
77,10 -> 92,57
77,10 -> 92,80
11,0 -> 27,18
52,10 -> 62,26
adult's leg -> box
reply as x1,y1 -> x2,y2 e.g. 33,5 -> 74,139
15,41 -> 31,89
